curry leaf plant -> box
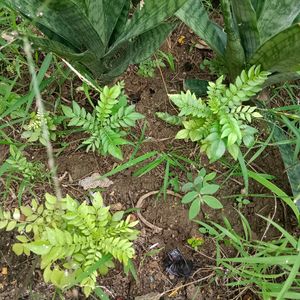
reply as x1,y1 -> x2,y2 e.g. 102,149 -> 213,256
176,0 -> 300,84
157,65 -> 269,162
62,83 -> 144,160
182,168 -> 222,219
5,145 -> 46,181
0,192 -> 139,297
4,0 -> 189,83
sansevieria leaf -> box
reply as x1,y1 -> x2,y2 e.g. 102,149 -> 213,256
119,0 -> 189,42
257,0 -> 300,42
231,0 -> 260,59
250,23 -> 300,73
176,0 -> 226,57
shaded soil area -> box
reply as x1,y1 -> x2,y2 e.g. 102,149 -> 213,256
0,25 -> 297,300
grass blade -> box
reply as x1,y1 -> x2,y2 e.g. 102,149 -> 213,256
248,170 -> 300,219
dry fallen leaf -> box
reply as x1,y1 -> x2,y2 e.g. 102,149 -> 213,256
79,173 -> 113,190
178,35 -> 186,45
1,267 -> 8,275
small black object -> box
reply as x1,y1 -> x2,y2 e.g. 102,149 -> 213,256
165,248 -> 193,277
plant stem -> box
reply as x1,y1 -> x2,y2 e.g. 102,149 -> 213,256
23,38 -> 62,201
220,0 -> 245,79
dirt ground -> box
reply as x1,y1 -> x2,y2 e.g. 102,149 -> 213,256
0,25 -> 297,300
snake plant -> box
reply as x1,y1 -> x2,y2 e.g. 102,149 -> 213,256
4,0 -> 188,83
176,0 -> 300,85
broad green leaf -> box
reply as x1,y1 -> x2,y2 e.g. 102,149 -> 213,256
43,265 -> 52,283
16,235 -> 29,243
209,139 -> 226,161
25,241 -> 52,255
220,0 -> 246,78
50,269 -> 64,287
6,220 -> 17,231
110,1 -> 130,44
62,105 -> 74,118
13,208 -> 21,221
250,24 -> 300,73
257,0 -> 300,42
112,211 -> 124,222
94,287 -> 110,300
182,191 -> 199,204
176,0 -> 226,57
12,243 -> 24,256
251,0 -> 265,19
183,79 -> 209,97
176,129 -> 189,139
20,206 -> 33,217
0,220 -> 8,229
189,199 -> 201,219
202,195 -> 223,209
200,184 -> 219,195
227,143 -> 239,160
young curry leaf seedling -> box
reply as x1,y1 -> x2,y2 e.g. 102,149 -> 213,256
62,83 -> 144,160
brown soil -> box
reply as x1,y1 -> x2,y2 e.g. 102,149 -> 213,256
0,25 -> 297,300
